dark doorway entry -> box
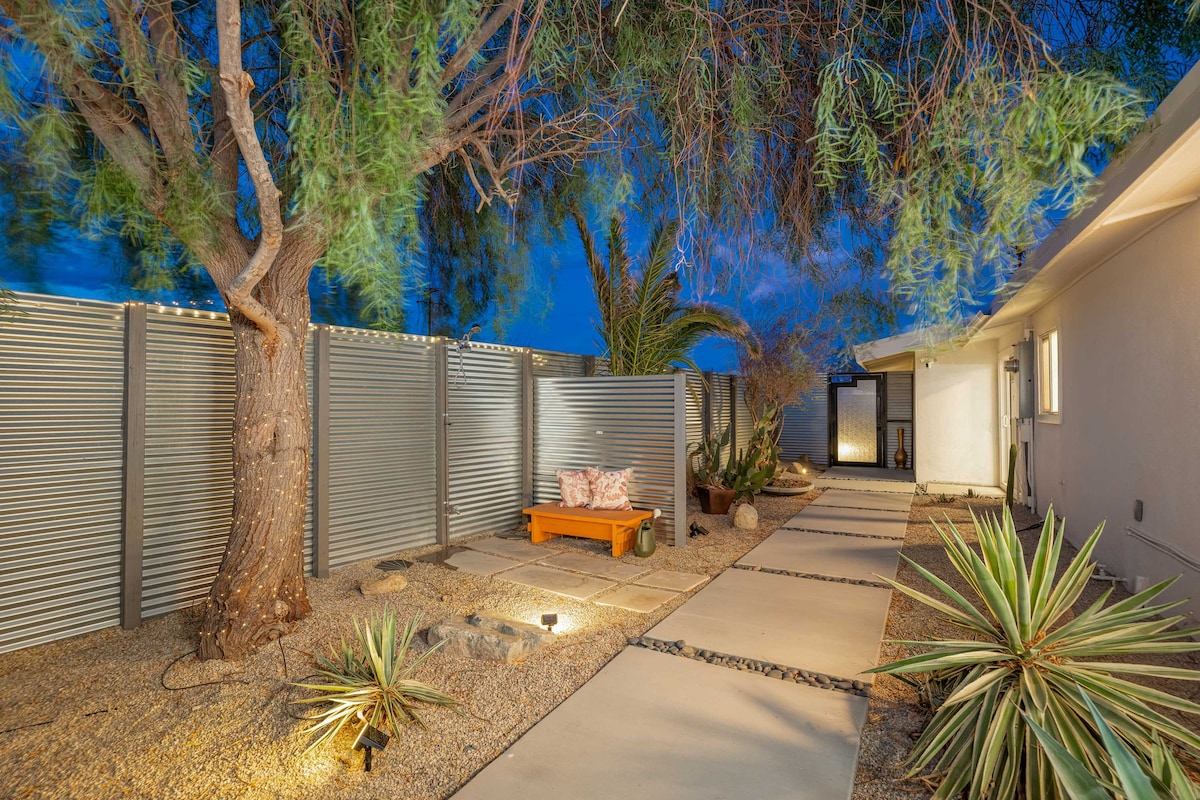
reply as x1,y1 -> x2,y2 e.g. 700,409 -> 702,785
828,374 -> 885,467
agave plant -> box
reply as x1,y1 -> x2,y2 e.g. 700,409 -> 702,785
872,507 -> 1200,800
292,610 -> 456,752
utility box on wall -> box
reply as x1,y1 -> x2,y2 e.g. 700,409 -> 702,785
1015,339 -> 1035,419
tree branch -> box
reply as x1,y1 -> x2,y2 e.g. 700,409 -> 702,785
216,0 -> 282,342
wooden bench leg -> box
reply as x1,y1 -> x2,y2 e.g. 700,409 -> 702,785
612,524 -> 633,557
530,517 -> 555,544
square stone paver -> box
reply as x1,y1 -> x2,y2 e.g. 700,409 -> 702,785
646,569 -> 892,681
783,505 -> 909,540
450,647 -> 868,800
497,564 -> 616,600
737,529 -> 902,583
635,570 -> 709,592
814,476 -> 916,493
595,585 -> 678,613
465,536 -> 548,562
443,550 -> 522,576
541,552 -> 650,581
811,488 -> 913,513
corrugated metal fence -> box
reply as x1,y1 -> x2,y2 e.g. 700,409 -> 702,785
778,375 -> 830,466
0,292 -> 715,654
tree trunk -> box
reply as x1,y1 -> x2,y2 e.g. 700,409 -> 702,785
198,283 -> 313,660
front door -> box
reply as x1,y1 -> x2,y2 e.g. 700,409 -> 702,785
829,374 -> 884,467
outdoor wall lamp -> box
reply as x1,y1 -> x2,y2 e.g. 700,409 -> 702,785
354,724 -> 390,772
1004,358 -> 1020,373
541,613 -> 558,632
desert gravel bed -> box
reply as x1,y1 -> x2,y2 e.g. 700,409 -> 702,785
0,492 -> 812,800
852,495 -> 1200,800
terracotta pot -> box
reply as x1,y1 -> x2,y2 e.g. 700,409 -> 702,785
697,485 -> 736,515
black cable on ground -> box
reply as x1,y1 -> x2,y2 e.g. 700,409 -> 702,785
160,648 -> 251,691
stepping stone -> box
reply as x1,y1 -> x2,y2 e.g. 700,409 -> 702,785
737,529 -> 902,584
813,476 -> 916,494
541,552 -> 650,581
783,505 -> 909,540
595,585 -> 678,613
646,569 -> 892,682
497,565 -> 616,600
465,536 -> 547,563
635,570 -> 708,592
811,488 -> 913,513
450,648 -> 867,800
444,550 -> 521,576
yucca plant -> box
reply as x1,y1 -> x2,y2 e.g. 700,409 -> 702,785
292,610 -> 456,752
872,507 -> 1200,799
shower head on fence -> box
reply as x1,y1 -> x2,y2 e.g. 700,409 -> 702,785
456,323 -> 483,352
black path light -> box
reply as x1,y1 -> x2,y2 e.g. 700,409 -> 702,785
353,724 -> 390,772
540,613 -> 558,632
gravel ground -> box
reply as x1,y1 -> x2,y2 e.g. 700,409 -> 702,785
0,492 -> 813,800
852,495 -> 1200,800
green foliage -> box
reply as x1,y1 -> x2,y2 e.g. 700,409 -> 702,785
575,210 -> 751,375
687,410 -> 779,502
871,508 -> 1200,800
1027,692 -> 1200,800
292,610 -> 456,752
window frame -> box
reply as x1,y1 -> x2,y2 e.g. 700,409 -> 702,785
1038,327 -> 1061,420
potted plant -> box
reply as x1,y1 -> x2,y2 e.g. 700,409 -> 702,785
688,418 -> 779,514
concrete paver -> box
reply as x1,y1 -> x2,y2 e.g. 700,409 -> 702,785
497,564 -> 616,600
541,552 -> 650,581
443,550 -> 521,576
646,568 -> 892,682
635,570 -> 709,592
811,488 -> 914,513
595,585 -> 679,613
814,476 -> 917,493
783,505 -> 909,540
737,529 -> 902,584
465,536 -> 549,562
451,647 -> 868,800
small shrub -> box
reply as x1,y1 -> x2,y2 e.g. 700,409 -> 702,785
293,610 -> 456,752
871,508 -> 1200,799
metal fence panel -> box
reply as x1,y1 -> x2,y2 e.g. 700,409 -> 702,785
0,295 -> 126,652
779,375 -> 829,467
533,375 -> 684,542
141,308 -> 236,619
886,372 -> 915,470
735,379 -> 754,455
447,344 -> 524,538
326,330 -> 439,567
711,374 -> 733,438
531,350 -> 587,378
684,370 -> 705,472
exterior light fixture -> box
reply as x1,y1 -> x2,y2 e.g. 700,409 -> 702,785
353,724 -> 389,772
1004,358 -> 1020,373
541,613 -> 558,632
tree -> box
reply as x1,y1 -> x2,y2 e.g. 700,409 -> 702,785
0,1 -> 1148,659
575,210 -> 750,375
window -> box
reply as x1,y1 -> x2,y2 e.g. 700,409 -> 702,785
1039,329 -> 1060,415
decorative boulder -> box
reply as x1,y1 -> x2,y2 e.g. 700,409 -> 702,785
732,503 -> 759,530
426,612 -> 555,663
359,572 -> 409,596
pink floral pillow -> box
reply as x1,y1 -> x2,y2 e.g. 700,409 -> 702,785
586,467 -> 633,511
556,469 -> 592,508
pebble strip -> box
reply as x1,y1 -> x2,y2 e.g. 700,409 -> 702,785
730,562 -> 890,589
628,635 -> 871,698
780,526 -> 903,542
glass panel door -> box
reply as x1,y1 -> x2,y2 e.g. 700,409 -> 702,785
834,381 -> 879,464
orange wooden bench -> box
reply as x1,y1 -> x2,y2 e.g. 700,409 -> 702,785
523,502 -> 654,558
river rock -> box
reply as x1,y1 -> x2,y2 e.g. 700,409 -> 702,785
732,503 -> 759,530
427,612 -> 553,663
359,572 -> 409,596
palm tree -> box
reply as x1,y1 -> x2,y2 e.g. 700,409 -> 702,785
573,210 -> 752,375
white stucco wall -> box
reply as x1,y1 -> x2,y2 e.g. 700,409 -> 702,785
912,340 -> 999,486
1021,201 -> 1200,613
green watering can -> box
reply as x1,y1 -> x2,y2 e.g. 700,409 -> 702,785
633,509 -> 662,558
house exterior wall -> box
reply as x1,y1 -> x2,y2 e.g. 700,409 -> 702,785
1019,201 -> 1200,610
912,340 -> 999,486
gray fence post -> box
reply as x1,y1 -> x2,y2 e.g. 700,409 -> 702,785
674,372 -> 688,548
435,339 -> 450,546
729,375 -> 739,455
582,355 -> 596,377
521,350 -> 534,509
120,302 -> 146,630
702,370 -> 714,441
311,325 -> 331,578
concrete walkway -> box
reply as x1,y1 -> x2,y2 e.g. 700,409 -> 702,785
452,468 -> 913,800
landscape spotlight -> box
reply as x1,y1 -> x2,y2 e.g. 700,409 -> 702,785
353,724 -> 390,772
541,613 -> 558,632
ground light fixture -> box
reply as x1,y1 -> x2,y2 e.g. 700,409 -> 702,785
353,724 -> 390,772
541,613 -> 558,632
